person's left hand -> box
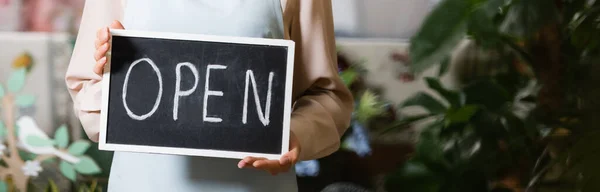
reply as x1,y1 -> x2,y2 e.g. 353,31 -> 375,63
238,132 -> 301,175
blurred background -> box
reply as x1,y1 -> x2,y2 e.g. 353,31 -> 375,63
2,0 -> 600,191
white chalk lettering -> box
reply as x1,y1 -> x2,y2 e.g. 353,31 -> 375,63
203,64 -> 227,123
118,58 -> 280,125
173,62 -> 199,121
242,70 -> 274,126
122,58 -> 163,121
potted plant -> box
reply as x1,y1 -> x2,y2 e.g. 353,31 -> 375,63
384,0 -> 600,191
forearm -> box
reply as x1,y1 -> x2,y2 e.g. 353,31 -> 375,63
65,0 -> 124,141
284,0 -> 354,160
291,91 -> 353,160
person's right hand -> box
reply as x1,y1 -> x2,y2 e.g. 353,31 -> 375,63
94,20 -> 125,76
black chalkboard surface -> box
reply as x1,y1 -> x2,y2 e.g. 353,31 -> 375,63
99,29 -> 295,160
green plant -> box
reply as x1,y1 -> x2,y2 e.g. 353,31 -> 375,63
385,0 -> 600,191
1,64 -> 102,191
336,52 -> 392,157
385,75 -> 536,191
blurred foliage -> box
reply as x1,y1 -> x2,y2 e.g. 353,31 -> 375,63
355,91 -> 386,125
336,52 -> 402,157
385,76 -> 536,192
385,0 -> 600,191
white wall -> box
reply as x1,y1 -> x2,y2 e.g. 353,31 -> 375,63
332,0 -> 437,39
336,38 -> 458,106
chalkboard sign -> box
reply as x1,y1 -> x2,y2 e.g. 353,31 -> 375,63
99,29 -> 295,160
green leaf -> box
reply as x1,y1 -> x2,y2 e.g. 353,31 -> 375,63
420,120 -> 444,139
84,141 -> 114,178
0,180 -> 7,192
409,0 -> 472,73
46,179 -> 59,192
60,161 -> 77,181
68,141 -> 91,155
356,90 -> 385,124
0,84 -> 4,98
379,114 -> 436,135
446,105 -> 479,124
416,137 -> 447,167
15,94 -> 36,108
417,138 -> 445,158
500,0 -> 559,38
42,157 -> 57,164
26,135 -> 54,147
384,160 -> 443,192
339,69 -> 358,87
479,0 -> 506,16
438,56 -> 450,77
19,150 -> 37,161
74,155 -> 101,175
424,77 -> 463,107
564,0 -> 587,23
7,68 -> 27,93
571,8 -> 600,51
415,121 -> 449,170
463,79 -> 510,110
400,92 -> 447,114
54,125 -> 69,149
467,0 -> 505,47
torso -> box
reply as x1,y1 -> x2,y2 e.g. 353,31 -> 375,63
108,1 -> 297,191
121,0 -> 284,39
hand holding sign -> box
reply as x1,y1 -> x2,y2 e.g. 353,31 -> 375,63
98,28 -> 296,170
238,132 -> 301,175
94,20 -> 125,76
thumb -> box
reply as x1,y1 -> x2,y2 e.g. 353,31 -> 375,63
283,147 -> 300,165
110,20 -> 125,29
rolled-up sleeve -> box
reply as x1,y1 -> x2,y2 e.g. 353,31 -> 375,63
65,0 -> 123,142
283,0 -> 354,160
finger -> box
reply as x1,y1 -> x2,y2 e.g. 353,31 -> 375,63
278,143 -> 300,172
94,57 -> 107,75
253,160 -> 282,173
238,157 -> 255,168
96,27 -> 105,40
95,27 -> 107,49
94,39 -> 101,49
96,27 -> 109,45
238,157 -> 266,169
278,156 -> 293,173
237,160 -> 247,169
253,159 -> 276,168
99,27 -> 110,44
284,147 -> 300,165
94,37 -> 107,50
110,20 -> 125,29
241,157 -> 286,175
95,43 -> 109,61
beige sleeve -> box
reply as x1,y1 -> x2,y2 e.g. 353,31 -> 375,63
283,0 -> 354,161
65,0 -> 124,142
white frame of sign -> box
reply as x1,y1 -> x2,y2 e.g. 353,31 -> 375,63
99,29 -> 295,160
